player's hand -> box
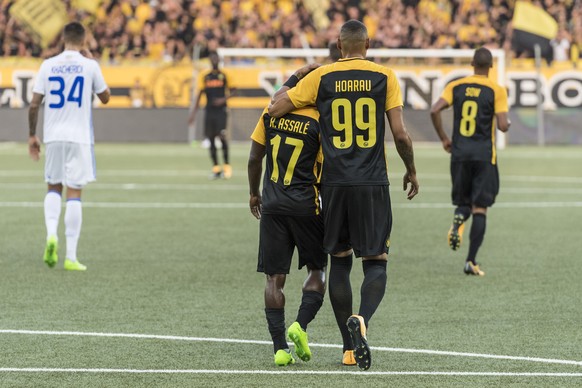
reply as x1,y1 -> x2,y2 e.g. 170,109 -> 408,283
80,48 -> 94,59
28,135 -> 41,161
403,172 -> 419,200
294,63 -> 320,80
442,138 -> 452,153
212,97 -> 227,106
249,195 -> 262,220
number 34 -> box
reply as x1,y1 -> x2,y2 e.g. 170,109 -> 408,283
48,75 -> 84,109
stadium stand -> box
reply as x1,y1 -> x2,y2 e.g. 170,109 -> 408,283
0,0 -> 579,64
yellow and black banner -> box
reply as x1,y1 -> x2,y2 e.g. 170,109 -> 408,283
512,1 -> 558,62
512,1 -> 558,40
72,0 -> 102,14
9,0 -> 68,48
1,61 -> 581,109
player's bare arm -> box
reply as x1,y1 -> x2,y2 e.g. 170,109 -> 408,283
430,98 -> 452,153
386,106 -> 419,200
97,88 -> 111,104
268,89 -> 296,118
80,48 -> 93,59
188,90 -> 204,125
268,63 -> 319,118
294,63 -> 320,79
220,86 -> 237,105
28,92 -> 43,161
272,63 -> 320,100
248,140 -> 266,220
496,111 -> 511,132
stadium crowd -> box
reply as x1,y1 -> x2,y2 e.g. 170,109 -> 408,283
0,0 -> 580,63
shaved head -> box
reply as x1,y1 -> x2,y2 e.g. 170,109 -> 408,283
340,19 -> 368,44
472,47 -> 493,69
338,19 -> 369,57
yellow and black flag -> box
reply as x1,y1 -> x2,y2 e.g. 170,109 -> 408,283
9,0 -> 68,48
512,1 -> 558,62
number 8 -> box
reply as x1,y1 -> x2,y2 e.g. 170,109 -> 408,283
460,100 -> 478,137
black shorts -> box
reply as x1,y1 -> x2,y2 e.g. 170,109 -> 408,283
257,214 -> 327,275
451,161 -> 499,208
204,109 -> 227,138
321,185 -> 392,257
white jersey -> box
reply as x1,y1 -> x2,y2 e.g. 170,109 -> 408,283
33,50 -> 108,145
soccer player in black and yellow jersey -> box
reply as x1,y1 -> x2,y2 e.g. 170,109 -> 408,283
430,47 -> 510,276
189,52 -> 235,179
269,20 -> 419,370
248,64 -> 327,367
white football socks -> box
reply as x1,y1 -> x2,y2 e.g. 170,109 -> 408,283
65,199 -> 82,261
44,191 -> 61,240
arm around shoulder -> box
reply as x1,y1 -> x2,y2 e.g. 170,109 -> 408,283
268,91 -> 295,118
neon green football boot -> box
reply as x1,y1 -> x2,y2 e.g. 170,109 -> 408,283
274,349 -> 295,366
64,258 -> 87,271
43,236 -> 58,268
288,321 -> 312,362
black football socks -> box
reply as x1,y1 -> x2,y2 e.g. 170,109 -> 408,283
209,140 -> 219,166
265,308 -> 287,353
220,137 -> 229,164
296,290 -> 324,331
359,260 -> 387,327
455,206 -> 472,222
467,213 -> 486,265
329,254 -> 354,351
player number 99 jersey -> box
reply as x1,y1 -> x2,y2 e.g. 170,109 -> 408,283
287,58 -> 403,186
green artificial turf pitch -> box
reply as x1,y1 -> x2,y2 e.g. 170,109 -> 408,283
0,142 -> 581,387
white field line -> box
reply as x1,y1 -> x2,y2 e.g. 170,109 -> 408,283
0,170 -> 210,177
0,183 -> 246,191
0,142 -> 18,150
1,170 -> 582,183
0,368 -> 582,376
3,143 -> 582,159
0,202 -> 247,209
0,147 -> 253,157
2,183 -> 582,195
1,201 -> 582,210
1,329 -> 581,368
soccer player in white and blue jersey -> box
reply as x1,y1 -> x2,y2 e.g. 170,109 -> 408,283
28,22 -> 110,271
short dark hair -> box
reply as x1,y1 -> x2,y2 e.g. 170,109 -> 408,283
339,19 -> 368,44
473,47 -> 493,69
63,22 -> 86,45
328,41 -> 341,61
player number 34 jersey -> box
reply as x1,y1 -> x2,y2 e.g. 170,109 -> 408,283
33,50 -> 108,145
